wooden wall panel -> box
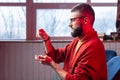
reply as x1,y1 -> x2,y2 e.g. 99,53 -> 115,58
4,43 -> 10,80
0,43 -> 4,80
104,42 -> 120,56
9,43 -> 16,80
0,41 -> 120,80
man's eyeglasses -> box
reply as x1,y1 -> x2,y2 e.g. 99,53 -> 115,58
70,16 -> 85,22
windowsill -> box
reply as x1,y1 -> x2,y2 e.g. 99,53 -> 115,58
0,37 -> 73,43
0,36 -> 120,43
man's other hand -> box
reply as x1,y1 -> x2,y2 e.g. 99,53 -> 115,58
35,55 -> 52,65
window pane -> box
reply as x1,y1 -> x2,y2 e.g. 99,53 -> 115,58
93,7 -> 117,35
36,7 -> 117,36
0,7 -> 26,39
91,0 -> 117,3
34,0 -> 86,3
0,0 -> 26,3
36,9 -> 71,36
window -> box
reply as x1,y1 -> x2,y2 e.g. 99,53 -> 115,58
36,9 -> 71,36
36,6 -> 117,36
0,7 -> 26,39
0,0 -> 118,40
93,7 -> 117,35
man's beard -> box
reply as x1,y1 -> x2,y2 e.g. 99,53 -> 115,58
71,26 -> 82,37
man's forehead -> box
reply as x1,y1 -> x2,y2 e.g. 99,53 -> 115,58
70,11 -> 82,18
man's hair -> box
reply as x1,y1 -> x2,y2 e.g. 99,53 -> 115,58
71,3 -> 95,26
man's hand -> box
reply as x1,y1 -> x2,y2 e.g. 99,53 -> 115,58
35,55 -> 52,65
39,28 -> 49,41
35,54 -> 67,80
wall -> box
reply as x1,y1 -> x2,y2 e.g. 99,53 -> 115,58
0,41 -> 120,80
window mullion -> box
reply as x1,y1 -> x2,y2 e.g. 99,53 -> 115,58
26,0 -> 36,40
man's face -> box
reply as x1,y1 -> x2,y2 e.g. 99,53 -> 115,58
69,11 -> 84,37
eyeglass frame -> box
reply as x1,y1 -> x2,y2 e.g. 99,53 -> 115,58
70,16 -> 85,22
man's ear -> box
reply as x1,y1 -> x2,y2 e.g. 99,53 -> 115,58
84,17 -> 88,24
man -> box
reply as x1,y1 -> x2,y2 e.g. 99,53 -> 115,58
35,3 -> 107,80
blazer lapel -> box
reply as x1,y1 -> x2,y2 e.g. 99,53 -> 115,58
71,42 -> 86,73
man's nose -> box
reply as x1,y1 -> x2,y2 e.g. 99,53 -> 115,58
68,22 -> 72,28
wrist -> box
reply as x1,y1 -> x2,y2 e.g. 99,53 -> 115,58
50,60 -> 56,68
50,61 -> 67,80
43,36 -> 50,42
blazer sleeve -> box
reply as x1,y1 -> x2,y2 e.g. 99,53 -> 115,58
47,38 -> 77,63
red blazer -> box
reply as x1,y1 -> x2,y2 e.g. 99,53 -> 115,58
47,29 -> 107,80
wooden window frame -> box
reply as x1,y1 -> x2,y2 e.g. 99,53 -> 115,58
0,0 -> 117,40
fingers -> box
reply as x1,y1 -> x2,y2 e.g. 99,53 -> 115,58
35,55 -> 46,64
38,28 -> 49,41
36,33 -> 40,38
45,55 -> 52,63
35,55 -> 45,61
35,55 -> 52,65
39,28 -> 45,34
39,28 -> 45,37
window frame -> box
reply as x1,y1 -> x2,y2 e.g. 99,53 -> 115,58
0,0 -> 117,40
